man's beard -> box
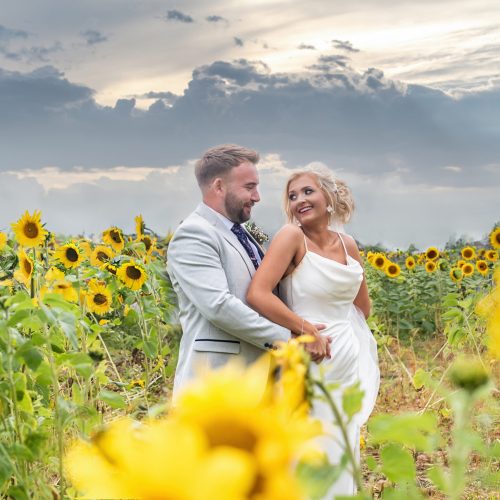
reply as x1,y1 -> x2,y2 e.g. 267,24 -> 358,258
224,192 -> 252,223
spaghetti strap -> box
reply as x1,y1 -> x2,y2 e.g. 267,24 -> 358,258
337,232 -> 349,260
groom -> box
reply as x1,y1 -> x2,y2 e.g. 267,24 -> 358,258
167,144 -> 290,395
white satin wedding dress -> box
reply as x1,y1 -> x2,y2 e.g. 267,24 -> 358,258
280,232 -> 380,497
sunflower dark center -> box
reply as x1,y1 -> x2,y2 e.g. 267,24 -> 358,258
97,251 -> 109,262
126,266 -> 142,280
24,222 -> 39,238
142,237 -> 152,251
23,258 -> 32,275
496,234 -> 500,244
93,293 -> 107,305
66,247 -> 79,262
204,420 -> 257,452
110,230 -> 122,244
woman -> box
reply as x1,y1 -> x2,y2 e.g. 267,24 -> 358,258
247,164 -> 379,496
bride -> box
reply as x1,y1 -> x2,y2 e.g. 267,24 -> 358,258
247,164 -> 380,496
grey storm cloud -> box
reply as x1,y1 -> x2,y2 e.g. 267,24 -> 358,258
331,39 -> 360,52
81,29 -> 108,46
206,15 -> 227,23
166,10 -> 194,23
233,37 -> 244,47
298,43 -> 316,50
1,42 -> 62,63
0,57 -> 499,194
0,24 -> 28,41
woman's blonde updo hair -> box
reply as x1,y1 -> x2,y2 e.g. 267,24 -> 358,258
283,164 -> 355,224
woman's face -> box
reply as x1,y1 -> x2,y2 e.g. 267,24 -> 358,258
287,174 -> 329,226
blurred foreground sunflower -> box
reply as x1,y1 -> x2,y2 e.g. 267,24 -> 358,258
11,210 -> 47,248
117,261 -> 147,290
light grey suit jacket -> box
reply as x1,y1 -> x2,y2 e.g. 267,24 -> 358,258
167,203 -> 290,396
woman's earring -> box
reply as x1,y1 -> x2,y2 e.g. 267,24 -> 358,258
327,206 -> 334,214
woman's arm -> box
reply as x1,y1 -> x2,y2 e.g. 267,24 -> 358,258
343,235 -> 371,319
247,225 -> 330,360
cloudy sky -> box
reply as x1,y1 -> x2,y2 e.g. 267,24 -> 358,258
1,0 -> 499,248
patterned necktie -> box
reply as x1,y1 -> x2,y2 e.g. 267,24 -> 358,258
231,223 -> 262,270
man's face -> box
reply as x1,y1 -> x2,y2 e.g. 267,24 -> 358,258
223,161 -> 261,223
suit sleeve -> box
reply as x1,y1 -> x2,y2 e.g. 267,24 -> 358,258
167,223 -> 290,349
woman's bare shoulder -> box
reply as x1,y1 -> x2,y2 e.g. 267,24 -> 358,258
272,224 -> 303,243
340,233 -> 362,256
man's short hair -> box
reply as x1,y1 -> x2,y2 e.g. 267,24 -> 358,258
195,144 -> 260,188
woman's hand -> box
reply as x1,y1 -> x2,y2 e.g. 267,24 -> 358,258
300,321 -> 331,363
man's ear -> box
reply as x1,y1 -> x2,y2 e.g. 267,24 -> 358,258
212,177 -> 224,194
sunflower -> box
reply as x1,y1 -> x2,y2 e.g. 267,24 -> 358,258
462,262 -> 474,277
11,210 -> 47,248
461,246 -> 476,260
405,256 -> 416,270
0,232 -> 7,251
486,250 -> 498,262
103,262 -> 117,275
385,262 -> 401,278
117,261 -> 147,290
173,358 -> 319,500
489,227 -> 500,249
135,215 -> 144,240
55,242 -> 84,269
476,260 -> 489,276
45,266 -> 65,283
78,239 -> 92,260
372,253 -> 387,270
86,279 -> 113,315
138,235 -> 156,262
425,261 -> 437,273
438,259 -> 449,271
425,247 -> 439,261
457,259 -> 466,269
15,249 -> 34,284
90,245 -> 114,267
450,267 -> 463,282
41,280 -> 77,302
51,280 -> 78,302
103,227 -> 125,253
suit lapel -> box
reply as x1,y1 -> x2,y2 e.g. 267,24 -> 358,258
195,204 -> 255,276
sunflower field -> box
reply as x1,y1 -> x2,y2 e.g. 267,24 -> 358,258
0,212 -> 498,499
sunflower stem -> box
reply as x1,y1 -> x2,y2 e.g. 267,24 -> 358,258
135,292 -> 151,409
314,380 -> 364,492
30,248 -> 36,299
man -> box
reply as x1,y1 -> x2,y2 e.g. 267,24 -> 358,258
167,144 -> 290,395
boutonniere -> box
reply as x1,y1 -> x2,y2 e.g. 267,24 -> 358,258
244,221 -> 269,245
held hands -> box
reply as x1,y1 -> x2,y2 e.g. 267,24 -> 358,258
294,321 -> 331,364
